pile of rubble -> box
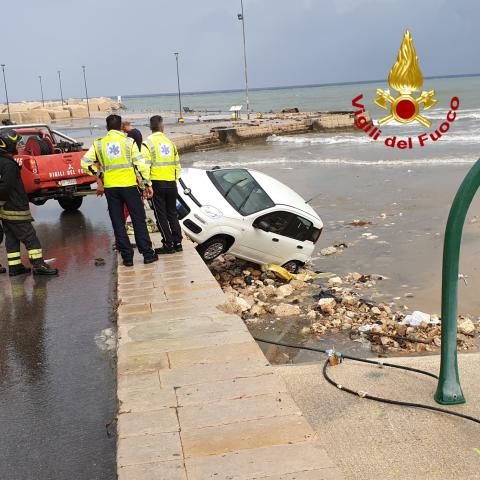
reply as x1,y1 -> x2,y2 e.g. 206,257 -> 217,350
210,255 -> 480,355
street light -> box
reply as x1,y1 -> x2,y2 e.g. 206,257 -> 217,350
57,70 -> 64,105
38,75 -> 45,107
173,52 -> 184,123
81,65 -> 91,119
1,64 -> 11,120
237,0 -> 250,119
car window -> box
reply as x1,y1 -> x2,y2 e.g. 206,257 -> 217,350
255,211 -> 295,235
207,169 -> 274,216
257,211 -> 319,242
17,134 -> 42,147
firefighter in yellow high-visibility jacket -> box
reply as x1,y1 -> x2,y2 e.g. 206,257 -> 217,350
81,114 -> 158,267
141,115 -> 182,254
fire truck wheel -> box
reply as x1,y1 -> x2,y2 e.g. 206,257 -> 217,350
57,196 -> 83,211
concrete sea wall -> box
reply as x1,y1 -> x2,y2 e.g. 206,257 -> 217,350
0,97 -> 122,123
174,111 -> 366,154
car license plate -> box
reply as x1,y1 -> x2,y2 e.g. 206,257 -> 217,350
59,179 -> 77,186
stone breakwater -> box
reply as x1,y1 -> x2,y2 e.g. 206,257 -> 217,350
0,97 -> 122,124
173,111 -> 367,154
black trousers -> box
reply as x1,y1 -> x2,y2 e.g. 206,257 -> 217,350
2,220 -> 43,265
151,182 -> 182,244
105,186 -> 154,261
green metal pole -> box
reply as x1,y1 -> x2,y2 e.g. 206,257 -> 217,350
435,159 -> 480,405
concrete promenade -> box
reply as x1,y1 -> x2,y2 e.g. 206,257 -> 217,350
115,235 -> 343,479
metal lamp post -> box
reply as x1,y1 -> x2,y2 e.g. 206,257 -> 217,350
173,53 -> 184,123
38,75 -> 45,107
1,64 -> 11,120
81,65 -> 91,119
237,0 -> 250,119
57,70 -> 64,105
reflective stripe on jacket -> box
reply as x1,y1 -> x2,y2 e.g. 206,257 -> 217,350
81,130 -> 151,188
0,154 -> 33,222
141,132 -> 181,182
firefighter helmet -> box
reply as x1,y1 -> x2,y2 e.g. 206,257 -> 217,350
0,129 -> 21,154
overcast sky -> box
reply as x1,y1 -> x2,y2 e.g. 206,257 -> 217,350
3,0 -> 478,101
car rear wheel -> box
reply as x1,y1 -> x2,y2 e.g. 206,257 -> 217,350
282,260 -> 302,274
197,236 -> 228,261
58,196 -> 83,211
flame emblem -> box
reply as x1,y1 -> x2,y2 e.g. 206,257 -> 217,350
374,30 -> 437,127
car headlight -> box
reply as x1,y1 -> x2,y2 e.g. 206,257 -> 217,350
201,205 -> 223,219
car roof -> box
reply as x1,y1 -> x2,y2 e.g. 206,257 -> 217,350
207,167 -> 321,222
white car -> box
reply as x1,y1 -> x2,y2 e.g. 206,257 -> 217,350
176,167 -> 323,272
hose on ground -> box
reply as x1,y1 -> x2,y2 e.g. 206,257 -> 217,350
254,336 -> 480,425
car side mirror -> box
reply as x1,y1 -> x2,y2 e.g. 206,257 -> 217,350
255,220 -> 271,232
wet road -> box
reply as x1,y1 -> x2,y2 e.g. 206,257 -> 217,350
0,196 -> 117,480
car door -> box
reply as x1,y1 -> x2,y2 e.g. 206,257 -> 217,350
236,210 -> 300,264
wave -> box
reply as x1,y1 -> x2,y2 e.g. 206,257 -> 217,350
193,156 -> 477,168
267,132 -> 480,145
267,134 -> 372,145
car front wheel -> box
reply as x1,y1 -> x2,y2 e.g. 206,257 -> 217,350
57,196 -> 83,212
197,236 -> 228,261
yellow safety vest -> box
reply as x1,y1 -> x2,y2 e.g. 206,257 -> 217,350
143,133 -> 181,182
93,132 -> 138,188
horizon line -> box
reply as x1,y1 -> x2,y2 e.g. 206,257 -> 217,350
120,72 -> 480,99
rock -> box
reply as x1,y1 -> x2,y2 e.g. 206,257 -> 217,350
290,279 -> 307,289
318,297 -> 336,312
396,324 -> 407,336
264,279 -> 275,286
416,343 -> 427,353
320,246 -> 337,256
300,326 -> 311,335
327,276 -> 343,286
259,285 -> 276,298
311,322 -> 326,334
306,310 -> 317,321
332,319 -> 342,328
405,292 -> 414,298
251,269 -> 262,277
458,318 -> 475,336
371,307 -> 381,315
276,284 -> 294,299
401,311 -> 430,326
250,304 -> 267,316
231,276 -> 246,286
433,336 -> 442,347
233,296 -> 252,313
342,296 -> 358,307
351,272 -> 362,281
273,303 -> 301,317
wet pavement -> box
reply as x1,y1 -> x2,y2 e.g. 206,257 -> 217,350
0,196 -> 117,480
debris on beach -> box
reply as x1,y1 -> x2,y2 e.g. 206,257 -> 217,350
349,219 -> 372,227
210,254 -> 480,357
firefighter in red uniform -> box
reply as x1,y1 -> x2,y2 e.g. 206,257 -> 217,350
0,129 -> 58,276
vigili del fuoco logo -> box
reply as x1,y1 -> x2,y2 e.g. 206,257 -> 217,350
351,30 -> 459,149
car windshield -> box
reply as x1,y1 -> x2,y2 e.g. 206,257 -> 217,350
208,169 -> 274,216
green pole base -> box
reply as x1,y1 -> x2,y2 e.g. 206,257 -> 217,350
434,383 -> 466,405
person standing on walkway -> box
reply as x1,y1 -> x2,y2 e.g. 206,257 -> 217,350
122,121 -> 143,150
142,115 -> 182,254
81,114 -> 158,267
0,129 -> 58,276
